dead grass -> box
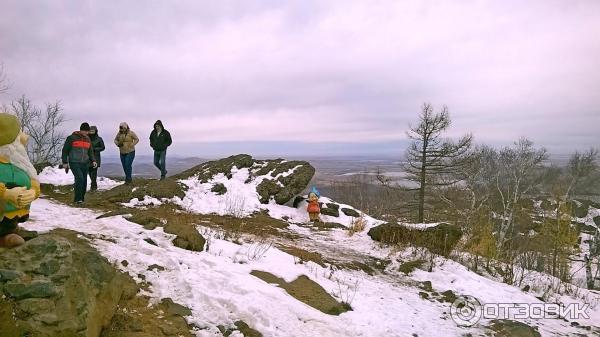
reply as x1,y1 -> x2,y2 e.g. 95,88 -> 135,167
347,216 -> 367,236
279,245 -> 326,267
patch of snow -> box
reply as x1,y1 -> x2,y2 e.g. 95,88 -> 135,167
39,166 -> 123,191
400,222 -> 443,230
122,196 -> 164,208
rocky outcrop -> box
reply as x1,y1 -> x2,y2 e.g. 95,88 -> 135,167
0,230 -> 136,337
251,270 -> 350,316
254,159 -> 315,204
487,320 -> 541,337
175,154 -> 315,205
368,223 -> 462,256
320,203 -> 340,217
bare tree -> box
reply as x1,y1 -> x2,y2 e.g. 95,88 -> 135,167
11,95 -> 67,171
405,103 -> 473,222
439,145 -> 496,230
564,148 -> 598,198
494,138 -> 547,250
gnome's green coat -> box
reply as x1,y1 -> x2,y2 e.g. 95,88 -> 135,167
0,156 -> 40,221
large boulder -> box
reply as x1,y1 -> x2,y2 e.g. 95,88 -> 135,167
253,159 -> 315,205
174,154 -> 315,205
0,230 -> 135,337
368,223 -> 462,256
175,154 -> 255,182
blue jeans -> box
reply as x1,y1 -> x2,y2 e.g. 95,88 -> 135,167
70,162 -> 89,202
153,150 -> 167,176
120,151 -> 135,182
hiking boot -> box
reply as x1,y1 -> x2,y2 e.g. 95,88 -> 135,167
160,175 -> 166,181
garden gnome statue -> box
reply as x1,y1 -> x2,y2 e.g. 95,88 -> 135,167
307,186 -> 321,222
0,113 -> 40,248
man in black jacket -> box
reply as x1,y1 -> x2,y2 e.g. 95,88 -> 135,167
149,120 -> 172,180
88,126 -> 105,191
62,123 -> 97,204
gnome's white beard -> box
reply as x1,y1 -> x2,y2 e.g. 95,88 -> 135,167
0,138 -> 38,180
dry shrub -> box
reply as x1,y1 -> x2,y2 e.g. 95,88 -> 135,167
348,216 -> 367,236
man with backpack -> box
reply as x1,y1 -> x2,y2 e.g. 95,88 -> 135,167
62,122 -> 97,204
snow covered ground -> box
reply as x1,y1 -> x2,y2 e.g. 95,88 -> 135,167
34,164 -> 600,336
24,199 -> 465,337
175,165 -> 380,229
39,166 -> 124,190
22,198 -> 600,337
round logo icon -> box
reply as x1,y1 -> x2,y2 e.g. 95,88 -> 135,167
450,296 -> 482,327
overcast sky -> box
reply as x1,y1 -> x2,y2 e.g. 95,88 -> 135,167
1,0 -> 599,157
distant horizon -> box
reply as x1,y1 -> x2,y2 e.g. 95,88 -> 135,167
94,138 -> 586,160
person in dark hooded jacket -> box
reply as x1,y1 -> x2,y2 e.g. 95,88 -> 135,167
88,126 -> 105,191
149,120 -> 172,180
62,123 -> 97,204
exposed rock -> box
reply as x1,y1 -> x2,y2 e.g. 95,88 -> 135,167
174,154 -> 315,205
161,298 -> 192,317
144,237 -> 158,246
148,264 -> 166,272
175,154 -> 255,181
0,230 -> 134,337
219,320 -> 263,337
341,208 -> 360,217
251,270 -> 350,315
3,281 -> 58,300
321,203 -> 340,217
440,290 -> 457,303
488,319 -> 541,337
368,223 -> 462,256
102,178 -> 187,204
0,268 -> 23,281
211,182 -> 227,195
254,160 -> 315,205
165,221 -> 206,252
129,214 -> 163,230
293,196 -> 306,208
419,281 -> 433,292
398,260 -> 427,275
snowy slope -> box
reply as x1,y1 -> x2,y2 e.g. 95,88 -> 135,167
22,198 -> 600,337
24,199 -> 465,337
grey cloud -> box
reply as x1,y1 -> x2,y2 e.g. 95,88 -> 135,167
1,0 -> 599,157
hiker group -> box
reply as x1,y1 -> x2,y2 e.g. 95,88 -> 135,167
61,120 -> 172,204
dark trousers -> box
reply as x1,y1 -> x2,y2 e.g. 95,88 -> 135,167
70,162 -> 89,202
153,150 -> 167,176
89,167 -> 98,190
0,217 -> 19,236
120,151 -> 135,182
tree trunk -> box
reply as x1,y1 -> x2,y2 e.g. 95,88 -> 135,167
418,141 -> 427,223
585,255 -> 594,290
